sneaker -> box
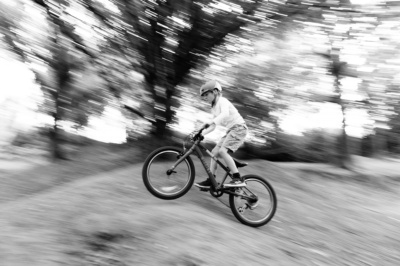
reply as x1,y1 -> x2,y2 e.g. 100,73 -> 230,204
224,177 -> 246,188
195,178 -> 212,188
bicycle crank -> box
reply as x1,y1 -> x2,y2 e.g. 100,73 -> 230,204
210,186 -> 223,197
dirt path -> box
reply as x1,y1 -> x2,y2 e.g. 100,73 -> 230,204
0,160 -> 399,265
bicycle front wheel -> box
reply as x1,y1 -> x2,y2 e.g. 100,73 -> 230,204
229,175 -> 277,227
142,146 -> 195,200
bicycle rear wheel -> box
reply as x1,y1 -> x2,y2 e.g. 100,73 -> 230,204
142,146 -> 195,200
229,175 -> 277,227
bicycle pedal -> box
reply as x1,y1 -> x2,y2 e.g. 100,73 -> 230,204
199,187 -> 210,192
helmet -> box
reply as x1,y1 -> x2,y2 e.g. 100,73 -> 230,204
199,80 -> 222,96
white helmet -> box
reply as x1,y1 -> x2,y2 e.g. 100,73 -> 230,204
199,80 -> 222,96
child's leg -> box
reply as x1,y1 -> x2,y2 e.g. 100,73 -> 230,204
210,136 -> 226,176
210,146 -> 220,175
195,144 -> 223,187
218,147 -> 239,174
218,124 -> 247,185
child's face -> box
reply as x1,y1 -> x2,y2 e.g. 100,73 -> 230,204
202,91 -> 215,104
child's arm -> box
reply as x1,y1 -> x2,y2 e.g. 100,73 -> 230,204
212,98 -> 229,126
201,123 -> 216,136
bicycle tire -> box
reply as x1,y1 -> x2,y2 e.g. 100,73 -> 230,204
142,146 -> 196,200
229,175 -> 277,227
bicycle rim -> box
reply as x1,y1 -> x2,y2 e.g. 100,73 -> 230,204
230,176 -> 276,227
146,150 -> 192,197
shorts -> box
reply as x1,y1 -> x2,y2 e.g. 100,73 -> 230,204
216,124 -> 248,153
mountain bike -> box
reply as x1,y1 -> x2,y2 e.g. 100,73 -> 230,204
142,125 -> 277,227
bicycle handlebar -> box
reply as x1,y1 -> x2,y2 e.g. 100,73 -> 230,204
192,124 -> 210,142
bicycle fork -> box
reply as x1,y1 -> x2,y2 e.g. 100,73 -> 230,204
166,145 -> 196,175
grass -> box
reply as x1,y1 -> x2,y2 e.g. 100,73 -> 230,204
0,140 -> 144,204
1,138 -> 400,265
0,159 -> 399,265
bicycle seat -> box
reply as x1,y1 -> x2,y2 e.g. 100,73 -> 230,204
233,158 -> 248,168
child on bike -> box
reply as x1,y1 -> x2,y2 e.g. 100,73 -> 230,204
195,80 -> 248,188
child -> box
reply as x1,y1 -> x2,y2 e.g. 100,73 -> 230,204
195,80 -> 248,188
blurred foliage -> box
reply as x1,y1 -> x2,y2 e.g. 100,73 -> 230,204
1,0 -> 400,164
82,0 -> 271,136
180,0 -> 400,164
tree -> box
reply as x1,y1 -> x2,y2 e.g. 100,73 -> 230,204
2,0 -> 109,159
84,0 -> 273,137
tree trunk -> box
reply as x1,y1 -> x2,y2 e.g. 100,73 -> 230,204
50,93 -> 68,161
50,117 -> 65,160
144,17 -> 176,138
335,77 -> 351,169
150,82 -> 175,138
51,33 -> 71,160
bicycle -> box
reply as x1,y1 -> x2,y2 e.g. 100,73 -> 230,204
142,125 -> 277,227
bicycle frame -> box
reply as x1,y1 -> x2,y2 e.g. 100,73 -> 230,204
195,142 -> 233,189
169,139 -> 248,197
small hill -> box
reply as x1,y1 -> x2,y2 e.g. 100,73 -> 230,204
0,159 -> 399,265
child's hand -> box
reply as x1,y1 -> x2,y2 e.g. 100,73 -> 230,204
202,121 -> 214,129
199,121 -> 215,137
189,132 -> 196,141
189,131 -> 204,142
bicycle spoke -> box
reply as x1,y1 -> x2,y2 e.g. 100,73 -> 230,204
142,147 -> 195,200
229,175 -> 277,227
148,154 -> 190,194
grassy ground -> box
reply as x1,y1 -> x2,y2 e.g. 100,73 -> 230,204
0,144 -> 400,265
0,142 -> 143,204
